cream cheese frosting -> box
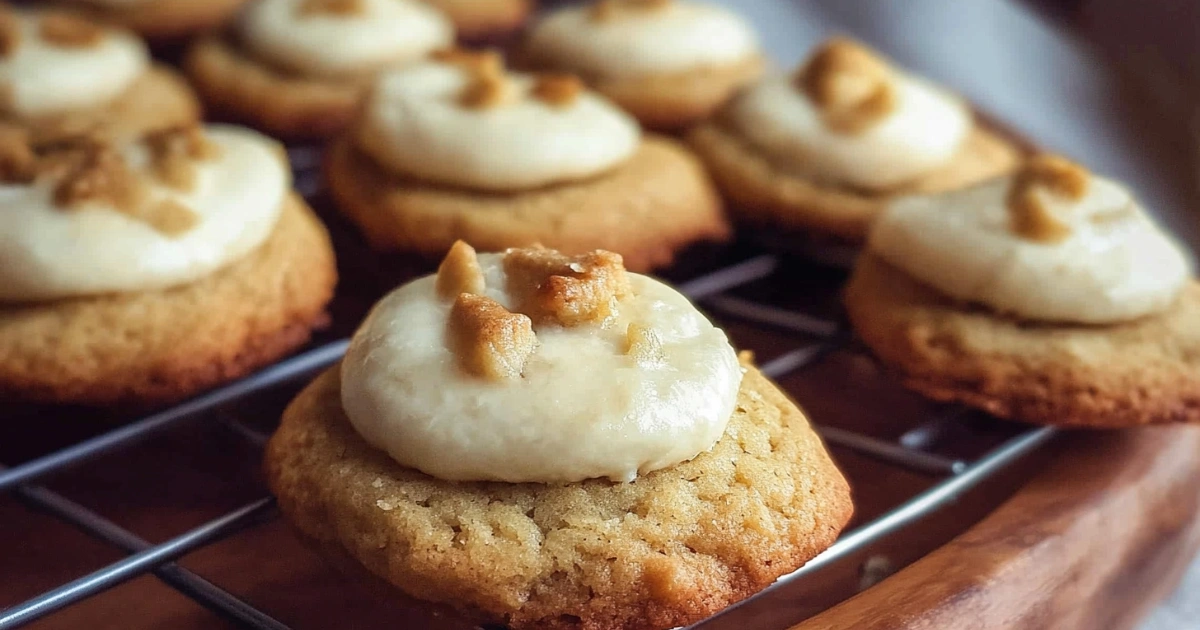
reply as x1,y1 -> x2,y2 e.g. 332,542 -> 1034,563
0,125 -> 289,302
239,0 -> 453,79
0,11 -> 149,117
356,58 -> 641,191
869,157 -> 1192,324
526,0 -> 760,78
340,245 -> 743,483
726,39 -> 971,192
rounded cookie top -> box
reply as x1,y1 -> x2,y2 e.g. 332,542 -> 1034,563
869,155 -> 1192,324
341,242 -> 742,483
239,0 -> 453,79
0,9 -> 148,117
525,0 -> 760,79
267,361 -> 853,630
0,123 -> 289,302
725,37 -> 971,192
355,50 -> 641,191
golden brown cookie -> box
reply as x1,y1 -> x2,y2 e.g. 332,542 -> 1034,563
0,195 -> 337,407
62,0 -> 248,43
184,35 -> 364,141
264,361 -> 853,630
688,117 -> 1022,244
844,254 -> 1200,428
325,133 -> 730,272
422,0 -> 531,42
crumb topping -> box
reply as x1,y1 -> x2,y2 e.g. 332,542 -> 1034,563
796,38 -> 896,134
503,247 -> 631,327
0,9 -> 20,57
38,12 -> 105,48
448,293 -> 538,381
436,240 -> 486,300
625,322 -> 665,365
296,0 -> 366,16
1007,154 -> 1090,243
589,0 -> 672,22
532,73 -> 583,108
145,125 -> 222,192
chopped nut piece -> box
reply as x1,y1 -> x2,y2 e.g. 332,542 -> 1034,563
448,293 -> 537,381
589,0 -> 672,22
432,47 -> 504,76
1007,154 -> 1090,243
0,9 -> 20,57
459,71 -> 513,109
132,198 -> 200,236
53,144 -> 147,213
436,240 -> 486,300
296,0 -> 366,16
503,247 -> 631,327
625,323 -> 665,365
0,125 -> 36,183
796,38 -> 896,134
39,12 -> 104,48
145,126 -> 221,192
533,74 -> 583,108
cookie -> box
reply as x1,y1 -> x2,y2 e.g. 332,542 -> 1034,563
518,0 -> 764,131
326,134 -> 728,273
844,254 -> 1200,428
0,195 -> 336,406
421,0 -> 531,42
265,361 -> 853,630
60,0 -> 248,43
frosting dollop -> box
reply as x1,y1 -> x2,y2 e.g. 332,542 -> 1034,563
239,0 -> 453,79
0,124 -> 289,302
726,38 -> 971,191
868,157 -> 1192,324
0,10 -> 149,117
356,55 -> 641,191
340,244 -> 743,483
525,0 -> 760,78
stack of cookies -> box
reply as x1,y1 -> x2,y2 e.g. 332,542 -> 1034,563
5,1 -> 1197,629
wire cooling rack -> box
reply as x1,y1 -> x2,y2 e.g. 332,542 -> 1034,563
0,147 -> 1057,630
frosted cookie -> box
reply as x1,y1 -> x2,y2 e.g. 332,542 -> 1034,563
844,155 -> 1200,427
0,123 -> 336,406
265,243 -> 853,630
58,0 -> 247,43
518,0 -> 764,131
689,37 -> 1022,244
184,0 -> 454,140
0,8 -> 199,142
326,50 -> 729,272
420,0 -> 531,42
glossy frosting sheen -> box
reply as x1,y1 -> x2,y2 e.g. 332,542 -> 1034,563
0,125 -> 289,302
0,12 -> 148,116
340,253 -> 743,483
526,1 -> 760,78
727,72 -> 971,191
869,173 -> 1192,323
356,62 -> 641,190
240,0 -> 453,78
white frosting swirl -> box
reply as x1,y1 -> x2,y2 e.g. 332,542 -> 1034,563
239,0 -> 453,79
526,1 -> 760,78
869,172 -> 1192,324
341,252 -> 743,483
727,72 -> 971,191
356,62 -> 641,191
0,12 -> 149,117
0,125 -> 289,302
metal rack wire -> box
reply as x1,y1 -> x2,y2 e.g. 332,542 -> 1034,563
0,158 -> 1056,630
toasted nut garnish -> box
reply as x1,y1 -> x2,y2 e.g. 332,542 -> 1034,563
39,12 -> 104,48
797,38 -> 896,134
1007,154 -> 1090,243
0,125 -> 36,183
503,247 -> 631,327
432,47 -> 504,76
449,293 -> 537,381
0,9 -> 20,57
589,0 -> 671,22
297,0 -> 366,15
436,240 -> 486,300
133,198 -> 200,237
145,126 -> 221,192
533,74 -> 583,107
53,144 -> 148,213
625,323 -> 665,365
459,71 -> 513,109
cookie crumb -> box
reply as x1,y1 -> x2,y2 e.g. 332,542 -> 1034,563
1007,154 -> 1090,243
503,247 -> 631,327
533,74 -> 583,108
436,240 -> 486,301
296,0 -> 366,16
797,38 -> 896,134
38,12 -> 104,48
448,293 -> 537,381
625,323 -> 665,365
0,9 -> 20,57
